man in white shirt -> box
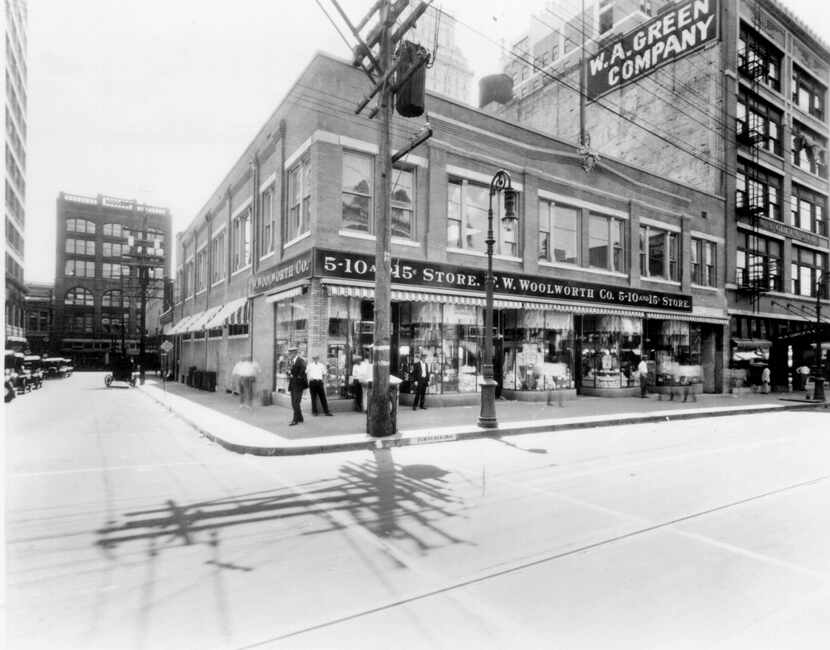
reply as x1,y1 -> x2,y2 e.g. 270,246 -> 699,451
637,357 -> 649,398
307,354 -> 333,416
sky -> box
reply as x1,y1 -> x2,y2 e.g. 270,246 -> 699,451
24,0 -> 830,283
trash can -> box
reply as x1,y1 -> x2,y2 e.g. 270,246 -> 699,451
365,375 -> 401,436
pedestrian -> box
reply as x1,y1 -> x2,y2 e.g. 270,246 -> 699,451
308,354 -> 333,416
797,364 -> 810,391
637,356 -> 649,398
358,356 -> 373,412
761,365 -> 771,394
411,352 -> 429,410
494,334 -> 504,400
287,346 -> 307,425
351,355 -> 363,412
232,355 -> 261,409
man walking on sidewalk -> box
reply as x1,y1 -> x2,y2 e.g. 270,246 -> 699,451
308,354 -> 333,417
288,346 -> 307,425
637,356 -> 649,398
233,355 -> 261,409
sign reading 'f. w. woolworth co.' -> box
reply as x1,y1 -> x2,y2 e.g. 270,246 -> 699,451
586,0 -> 719,101
316,249 -> 693,312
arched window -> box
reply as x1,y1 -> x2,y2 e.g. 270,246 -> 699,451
65,287 -> 94,306
66,218 -> 96,234
102,289 -> 128,308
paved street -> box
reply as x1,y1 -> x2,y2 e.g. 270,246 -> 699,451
5,372 -> 830,649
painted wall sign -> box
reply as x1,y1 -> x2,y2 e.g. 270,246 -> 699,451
586,0 -> 719,101
316,249 -> 693,311
251,251 -> 312,295
738,214 -> 826,249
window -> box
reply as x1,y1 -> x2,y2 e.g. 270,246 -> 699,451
391,166 -> 414,239
588,212 -> 626,272
691,238 -> 716,286
342,151 -> 373,232
64,287 -> 94,306
738,24 -> 782,92
65,238 -> 95,256
539,200 -> 579,264
447,178 -> 518,256
185,259 -> 194,298
195,248 -> 207,292
792,65 -> 826,120
736,92 -> 782,154
259,186 -> 275,257
68,313 -> 94,334
66,218 -> 96,234
287,156 -> 311,240
598,0 -> 614,34
791,123 -> 827,178
102,223 -> 123,238
736,232 -> 782,291
640,225 -> 679,281
791,246 -> 827,297
790,184 -> 827,236
102,290 -> 128,308
231,209 -> 251,272
101,262 -> 129,279
64,259 -> 95,277
176,267 -> 184,302
102,241 -> 125,258
211,231 -> 225,283
736,162 -> 782,221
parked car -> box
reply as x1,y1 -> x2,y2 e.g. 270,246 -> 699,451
22,355 -> 45,389
4,350 -> 29,394
43,357 -> 71,378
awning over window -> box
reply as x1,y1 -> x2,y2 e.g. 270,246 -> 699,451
647,310 -> 728,324
265,286 -> 304,304
189,305 -> 224,332
168,313 -> 197,335
324,284 -> 375,299
204,297 -> 248,330
496,298 -> 642,317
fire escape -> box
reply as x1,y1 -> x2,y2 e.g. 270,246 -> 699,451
736,21 -> 769,313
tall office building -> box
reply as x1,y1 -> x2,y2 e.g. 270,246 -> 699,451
484,0 -> 830,388
4,0 -> 27,351
54,193 -> 172,368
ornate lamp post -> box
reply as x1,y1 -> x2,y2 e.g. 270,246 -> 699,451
479,170 -> 517,428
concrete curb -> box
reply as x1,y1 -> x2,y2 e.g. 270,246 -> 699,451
137,384 -> 825,457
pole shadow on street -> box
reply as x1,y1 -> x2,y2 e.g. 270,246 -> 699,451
95,451 -> 471,560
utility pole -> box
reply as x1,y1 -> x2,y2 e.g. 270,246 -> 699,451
328,0 -> 432,437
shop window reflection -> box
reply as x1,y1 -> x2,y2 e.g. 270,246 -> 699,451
502,310 -> 574,391
580,316 -> 641,389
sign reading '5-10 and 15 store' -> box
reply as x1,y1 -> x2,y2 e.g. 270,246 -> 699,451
315,249 -> 692,312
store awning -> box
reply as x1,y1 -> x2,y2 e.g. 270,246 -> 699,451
204,297 -> 248,330
265,286 -> 304,304
496,297 -> 642,317
390,289 -> 486,306
168,313 -> 196,335
647,310 -> 729,324
228,300 -> 250,326
324,284 -> 375,299
189,305 -> 224,332
731,338 -> 773,350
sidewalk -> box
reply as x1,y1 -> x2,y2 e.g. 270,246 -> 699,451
138,378 -> 826,456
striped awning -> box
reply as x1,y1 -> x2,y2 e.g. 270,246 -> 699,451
390,289 -> 485,305
494,297 -> 642,317
325,284 -> 375,298
647,310 -> 729,324
168,313 -> 197,335
228,300 -> 250,326
265,286 -> 304,304
204,297 -> 248,330
189,305 -> 224,331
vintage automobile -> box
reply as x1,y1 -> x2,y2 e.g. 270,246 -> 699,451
22,355 -> 45,390
4,350 -> 28,395
105,353 -> 136,387
43,357 -> 72,378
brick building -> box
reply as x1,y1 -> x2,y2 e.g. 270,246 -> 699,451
169,52 -> 728,406
54,193 -> 172,368
485,0 -> 830,388
23,281 -> 53,356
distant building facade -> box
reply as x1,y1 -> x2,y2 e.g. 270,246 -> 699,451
53,193 -> 172,368
5,0 -> 28,351
486,0 -> 830,389
23,281 -> 53,356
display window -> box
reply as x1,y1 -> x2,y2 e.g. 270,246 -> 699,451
645,320 -> 703,385
580,316 -> 642,389
502,310 -> 574,391
274,295 -> 309,393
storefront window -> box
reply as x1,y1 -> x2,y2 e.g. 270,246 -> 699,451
580,316 -> 642,388
645,320 -> 702,386
274,295 -> 309,393
503,310 -> 574,391
325,296 -> 363,398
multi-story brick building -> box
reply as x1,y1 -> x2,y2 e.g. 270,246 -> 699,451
23,281 -> 53,356
5,0 -> 28,351
169,52 -> 728,406
54,193 -> 172,368
485,0 -> 830,389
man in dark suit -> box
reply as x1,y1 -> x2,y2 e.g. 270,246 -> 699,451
287,346 -> 307,425
411,353 -> 429,410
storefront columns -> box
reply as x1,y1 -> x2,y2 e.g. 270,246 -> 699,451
628,204 -> 641,288
702,325 -> 718,393
521,172 -> 540,275
680,213 -> 692,295
309,278 -> 325,358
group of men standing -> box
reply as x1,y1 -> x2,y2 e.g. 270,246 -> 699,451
286,346 -> 332,425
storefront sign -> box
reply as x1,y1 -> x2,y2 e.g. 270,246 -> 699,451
738,214 -> 826,249
586,0 -> 719,101
251,252 -> 312,295
316,249 -> 693,311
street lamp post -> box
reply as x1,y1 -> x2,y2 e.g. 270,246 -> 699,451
478,170 -> 517,429
813,272 -> 828,401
